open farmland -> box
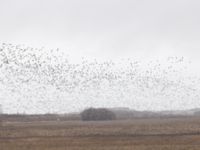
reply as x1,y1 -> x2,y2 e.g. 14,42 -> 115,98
1,117 -> 200,150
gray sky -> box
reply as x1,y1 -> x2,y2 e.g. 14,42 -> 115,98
1,0 -> 200,61
1,0 -> 200,113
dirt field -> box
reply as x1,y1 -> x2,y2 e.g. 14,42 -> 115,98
1,117 -> 200,150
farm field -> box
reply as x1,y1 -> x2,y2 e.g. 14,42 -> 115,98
1,117 -> 200,150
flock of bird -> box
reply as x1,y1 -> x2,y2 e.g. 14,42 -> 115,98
0,43 -> 200,113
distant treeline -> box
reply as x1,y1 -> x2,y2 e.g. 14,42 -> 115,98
0,113 -> 80,122
1,108 -> 200,122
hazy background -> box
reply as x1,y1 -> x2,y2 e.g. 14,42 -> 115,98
1,0 -> 200,114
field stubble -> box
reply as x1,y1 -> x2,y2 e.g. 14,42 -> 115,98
1,117 -> 200,150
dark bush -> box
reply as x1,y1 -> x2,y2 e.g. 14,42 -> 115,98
80,108 -> 116,121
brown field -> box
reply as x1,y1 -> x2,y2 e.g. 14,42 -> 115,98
1,117 -> 200,150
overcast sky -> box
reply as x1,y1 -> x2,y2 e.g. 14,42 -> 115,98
1,0 -> 200,113
1,0 -> 200,61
